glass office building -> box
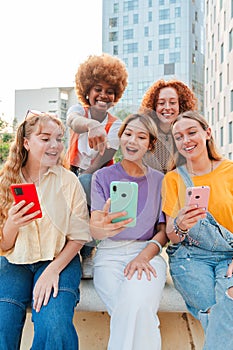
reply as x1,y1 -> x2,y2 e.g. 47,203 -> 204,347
102,0 -> 205,113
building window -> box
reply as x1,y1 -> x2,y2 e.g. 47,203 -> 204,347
144,56 -> 149,66
175,7 -> 181,17
206,67 -> 209,84
113,3 -> 119,13
113,45 -> 118,55
221,43 -> 224,63
123,29 -> 134,40
229,153 -> 232,160
123,0 -> 138,11
123,58 -> 128,67
109,32 -> 118,42
192,23 -> 195,34
159,54 -> 164,64
159,23 -> 175,35
229,29 -> 233,51
123,43 -> 138,54
170,0 -> 176,3
133,14 -> 139,24
109,18 -> 118,28
159,38 -> 170,49
159,0 -> 165,5
175,37 -> 181,48
148,11 -> 152,21
212,34 -> 214,51
123,16 -> 129,25
164,63 -> 175,75
148,0 -> 152,7
148,40 -> 152,51
217,102 -> 220,121
195,40 -> 198,50
169,52 -> 180,63
159,9 -> 169,20
229,122 -> 232,144
144,26 -> 149,37
133,57 -> 138,67
219,72 -> 222,92
211,107 -> 214,124
195,11 -> 198,21
231,90 -> 233,112
220,127 -> 223,147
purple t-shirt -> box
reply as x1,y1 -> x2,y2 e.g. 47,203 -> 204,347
91,162 -> 165,241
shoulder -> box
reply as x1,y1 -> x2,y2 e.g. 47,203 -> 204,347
67,103 -> 85,116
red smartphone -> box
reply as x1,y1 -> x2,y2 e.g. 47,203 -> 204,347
10,183 -> 42,219
185,186 -> 210,210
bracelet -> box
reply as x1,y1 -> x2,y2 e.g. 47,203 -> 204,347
147,239 -> 162,254
173,217 -> 189,237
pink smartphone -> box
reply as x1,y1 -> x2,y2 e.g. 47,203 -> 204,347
185,186 -> 210,210
10,183 -> 42,219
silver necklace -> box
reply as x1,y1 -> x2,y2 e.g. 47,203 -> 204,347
23,168 -> 39,184
187,160 -> 213,176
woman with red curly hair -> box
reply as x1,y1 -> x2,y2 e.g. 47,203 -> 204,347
140,79 -> 197,173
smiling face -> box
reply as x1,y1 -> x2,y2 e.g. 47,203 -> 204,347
172,118 -> 211,162
24,120 -> 64,170
156,87 -> 179,126
120,118 -> 150,163
88,81 -> 115,112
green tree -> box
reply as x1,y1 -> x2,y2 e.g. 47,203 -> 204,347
0,118 -> 13,164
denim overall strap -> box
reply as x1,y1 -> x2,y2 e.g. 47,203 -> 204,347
177,165 -> 194,187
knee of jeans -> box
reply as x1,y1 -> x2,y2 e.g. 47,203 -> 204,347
226,286 -> 233,300
0,297 -> 27,311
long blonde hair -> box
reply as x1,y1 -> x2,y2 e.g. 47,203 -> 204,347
0,112 -> 65,228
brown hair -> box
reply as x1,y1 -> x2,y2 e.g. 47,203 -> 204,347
169,110 -> 222,170
75,53 -> 128,106
118,113 -> 158,152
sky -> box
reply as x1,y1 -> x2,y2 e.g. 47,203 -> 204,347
0,0 -> 102,122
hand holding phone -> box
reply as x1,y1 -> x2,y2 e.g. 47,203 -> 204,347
110,181 -> 138,227
10,183 -> 42,219
185,186 -> 210,210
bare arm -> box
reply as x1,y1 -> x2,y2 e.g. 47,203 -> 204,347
84,148 -> 116,174
124,223 -> 168,280
1,201 -> 42,251
165,205 -> 207,244
33,239 -> 84,312
67,111 -> 109,155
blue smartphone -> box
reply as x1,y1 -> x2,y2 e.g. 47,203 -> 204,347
110,181 -> 138,227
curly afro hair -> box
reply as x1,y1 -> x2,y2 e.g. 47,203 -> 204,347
75,53 -> 128,106
141,79 -> 197,113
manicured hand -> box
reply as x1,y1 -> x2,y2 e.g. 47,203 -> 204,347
124,256 -> 157,281
33,266 -> 59,313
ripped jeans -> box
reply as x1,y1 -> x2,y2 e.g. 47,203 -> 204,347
167,217 -> 233,350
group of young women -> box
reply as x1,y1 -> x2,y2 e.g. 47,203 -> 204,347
0,53 -> 233,350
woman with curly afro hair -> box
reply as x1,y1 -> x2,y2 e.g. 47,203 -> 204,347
65,53 -> 128,278
140,79 -> 198,173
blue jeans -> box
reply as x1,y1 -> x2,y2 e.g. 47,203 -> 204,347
0,255 -> 81,350
168,244 -> 233,350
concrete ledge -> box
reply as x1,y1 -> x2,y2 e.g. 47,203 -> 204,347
76,278 -> 187,313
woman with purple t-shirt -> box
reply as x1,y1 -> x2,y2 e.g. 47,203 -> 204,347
90,114 -> 167,350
